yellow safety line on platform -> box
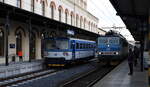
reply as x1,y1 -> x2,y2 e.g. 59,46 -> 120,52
48,64 -> 65,67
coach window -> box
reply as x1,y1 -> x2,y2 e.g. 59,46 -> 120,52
86,44 -> 88,49
0,29 -> 4,56
90,44 -> 92,48
83,44 -> 86,49
71,42 -> 75,49
76,43 -> 79,49
88,44 -> 90,48
83,44 -> 84,49
80,43 -> 82,49
82,44 -> 84,49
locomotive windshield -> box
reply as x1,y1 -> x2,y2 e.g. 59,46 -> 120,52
109,37 -> 119,44
45,39 -> 69,50
98,37 -> 108,44
98,37 -> 119,45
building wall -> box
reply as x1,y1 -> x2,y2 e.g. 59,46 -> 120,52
0,0 -> 102,64
0,18 -> 45,64
0,0 -> 100,34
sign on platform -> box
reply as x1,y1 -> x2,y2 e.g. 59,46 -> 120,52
67,30 -> 75,35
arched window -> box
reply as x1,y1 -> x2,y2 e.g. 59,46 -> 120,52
80,16 -> 83,28
31,0 -> 34,12
17,0 -> 21,8
58,9 -> 61,22
58,6 -> 63,22
65,9 -> 69,23
84,18 -> 86,29
0,29 -> 4,56
71,15 -> 73,25
70,11 -> 74,25
0,0 -> 4,2
80,0 -> 83,7
65,12 -> 68,23
50,1 -> 56,19
84,1 -> 87,9
91,23 -> 93,31
89,21 -> 90,30
51,6 -> 54,19
76,14 -> 79,27
42,1 -> 45,16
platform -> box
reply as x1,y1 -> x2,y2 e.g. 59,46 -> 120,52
0,60 -> 43,78
93,60 -> 148,87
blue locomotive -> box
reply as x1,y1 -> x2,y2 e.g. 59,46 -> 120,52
97,31 -> 128,63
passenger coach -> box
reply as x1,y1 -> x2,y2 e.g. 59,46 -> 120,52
44,37 -> 96,67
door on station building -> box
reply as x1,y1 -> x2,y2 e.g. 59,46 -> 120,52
30,33 -> 36,60
16,32 -> 22,61
0,29 -> 4,57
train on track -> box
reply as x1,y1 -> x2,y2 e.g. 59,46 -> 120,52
96,30 -> 130,64
44,31 -> 133,67
44,37 -> 96,67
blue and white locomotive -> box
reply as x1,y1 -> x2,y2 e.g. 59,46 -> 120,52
97,31 -> 128,62
44,37 -> 96,67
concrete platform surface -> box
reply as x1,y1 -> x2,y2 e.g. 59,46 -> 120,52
93,60 -> 148,87
0,60 -> 43,78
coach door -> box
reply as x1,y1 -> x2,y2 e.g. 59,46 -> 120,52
71,41 -> 76,59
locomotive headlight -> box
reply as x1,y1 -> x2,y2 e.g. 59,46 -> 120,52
115,52 -> 119,55
99,52 -> 102,54
107,45 -> 110,47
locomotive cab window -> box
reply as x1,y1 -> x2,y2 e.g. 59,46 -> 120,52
45,39 -> 69,50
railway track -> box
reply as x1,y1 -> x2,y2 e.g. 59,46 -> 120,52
0,69 -> 59,87
60,65 -> 117,87
0,58 -> 98,87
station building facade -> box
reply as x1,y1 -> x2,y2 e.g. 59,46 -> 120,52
0,0 -> 100,65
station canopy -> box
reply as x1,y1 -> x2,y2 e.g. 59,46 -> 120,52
109,0 -> 149,41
